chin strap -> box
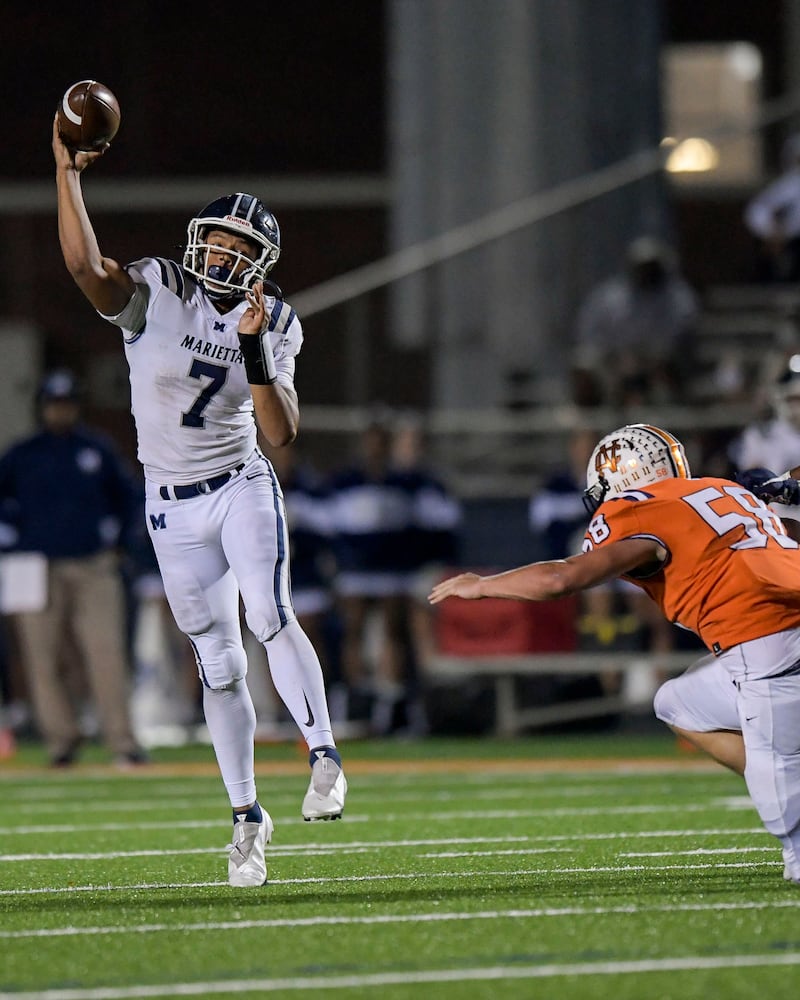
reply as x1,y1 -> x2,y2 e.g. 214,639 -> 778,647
583,476 -> 610,514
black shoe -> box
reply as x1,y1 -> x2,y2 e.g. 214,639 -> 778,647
50,739 -> 82,768
113,750 -> 150,769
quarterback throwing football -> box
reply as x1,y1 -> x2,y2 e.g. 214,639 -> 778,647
52,117 -> 346,888
431,424 -> 800,887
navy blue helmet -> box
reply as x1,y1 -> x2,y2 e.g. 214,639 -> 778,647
183,193 -> 281,299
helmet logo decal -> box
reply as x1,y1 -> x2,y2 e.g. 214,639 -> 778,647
223,215 -> 253,230
594,439 -> 622,475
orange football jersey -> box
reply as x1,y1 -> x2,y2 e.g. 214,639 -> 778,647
583,476 -> 800,651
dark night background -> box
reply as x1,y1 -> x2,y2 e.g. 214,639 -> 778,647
0,1 -> 792,466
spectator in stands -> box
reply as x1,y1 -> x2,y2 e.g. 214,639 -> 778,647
391,414 -> 461,577
744,133 -> 800,283
529,430 -> 595,561
390,414 -> 462,735
328,415 -> 405,732
328,411 -> 448,734
571,235 -> 699,407
732,362 -> 800,477
0,370 -> 145,767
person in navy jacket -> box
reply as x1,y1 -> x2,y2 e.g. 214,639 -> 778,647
0,369 -> 144,766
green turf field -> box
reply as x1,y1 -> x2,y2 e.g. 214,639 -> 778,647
0,732 -> 798,998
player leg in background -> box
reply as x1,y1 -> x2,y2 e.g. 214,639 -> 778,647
336,590 -> 371,724
334,581 -> 412,736
371,591 -> 420,737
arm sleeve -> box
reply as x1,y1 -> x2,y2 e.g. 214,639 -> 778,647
99,281 -> 150,333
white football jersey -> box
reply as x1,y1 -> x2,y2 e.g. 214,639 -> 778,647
101,257 -> 302,484
733,417 -> 800,477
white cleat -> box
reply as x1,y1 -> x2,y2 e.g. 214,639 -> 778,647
782,846 -> 800,885
227,809 -> 274,887
302,753 -> 347,821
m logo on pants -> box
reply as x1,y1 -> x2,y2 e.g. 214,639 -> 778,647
150,513 -> 167,531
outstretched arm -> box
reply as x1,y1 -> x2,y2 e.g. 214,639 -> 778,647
428,537 -> 664,604
238,282 -> 299,448
52,115 -> 135,317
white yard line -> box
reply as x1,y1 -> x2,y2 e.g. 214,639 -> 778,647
0,781 -> 734,812
0,827 -> 768,862
0,848 -> 226,861
0,816 -> 363,835
0,788 -> 607,813
0,845 -> 573,862
1,953 -> 800,998
0,859 -> 783,897
0,800 -> 758,836
2,897 -> 800,940
621,846 -> 776,858
419,846 -> 770,858
0,762 -> 722,791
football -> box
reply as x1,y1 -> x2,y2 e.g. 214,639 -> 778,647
57,80 -> 120,152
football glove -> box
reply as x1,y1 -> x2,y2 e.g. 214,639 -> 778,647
735,467 -> 800,505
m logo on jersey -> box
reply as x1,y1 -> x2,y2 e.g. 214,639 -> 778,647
594,439 -> 622,476
150,513 -> 167,531
213,321 -> 226,332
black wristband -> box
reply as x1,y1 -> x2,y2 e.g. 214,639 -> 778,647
238,333 -> 277,385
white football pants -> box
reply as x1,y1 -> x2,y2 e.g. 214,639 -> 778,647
144,450 -> 334,807
654,628 -> 800,880
145,451 -> 294,669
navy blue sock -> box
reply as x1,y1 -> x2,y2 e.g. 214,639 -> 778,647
309,745 -> 341,768
232,801 -> 263,825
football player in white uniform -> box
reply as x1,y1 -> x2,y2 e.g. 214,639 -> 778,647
52,118 -> 346,888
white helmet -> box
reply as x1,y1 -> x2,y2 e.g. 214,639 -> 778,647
583,424 -> 691,513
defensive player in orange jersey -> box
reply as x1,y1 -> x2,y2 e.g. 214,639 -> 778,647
430,424 -> 800,886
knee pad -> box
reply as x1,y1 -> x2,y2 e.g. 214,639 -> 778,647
653,660 -> 740,733
244,596 -> 294,645
188,632 -> 248,690
653,678 -> 683,727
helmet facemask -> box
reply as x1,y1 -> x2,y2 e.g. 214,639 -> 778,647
583,424 -> 691,514
184,225 -> 279,300
582,474 -> 610,514
183,194 -> 281,300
